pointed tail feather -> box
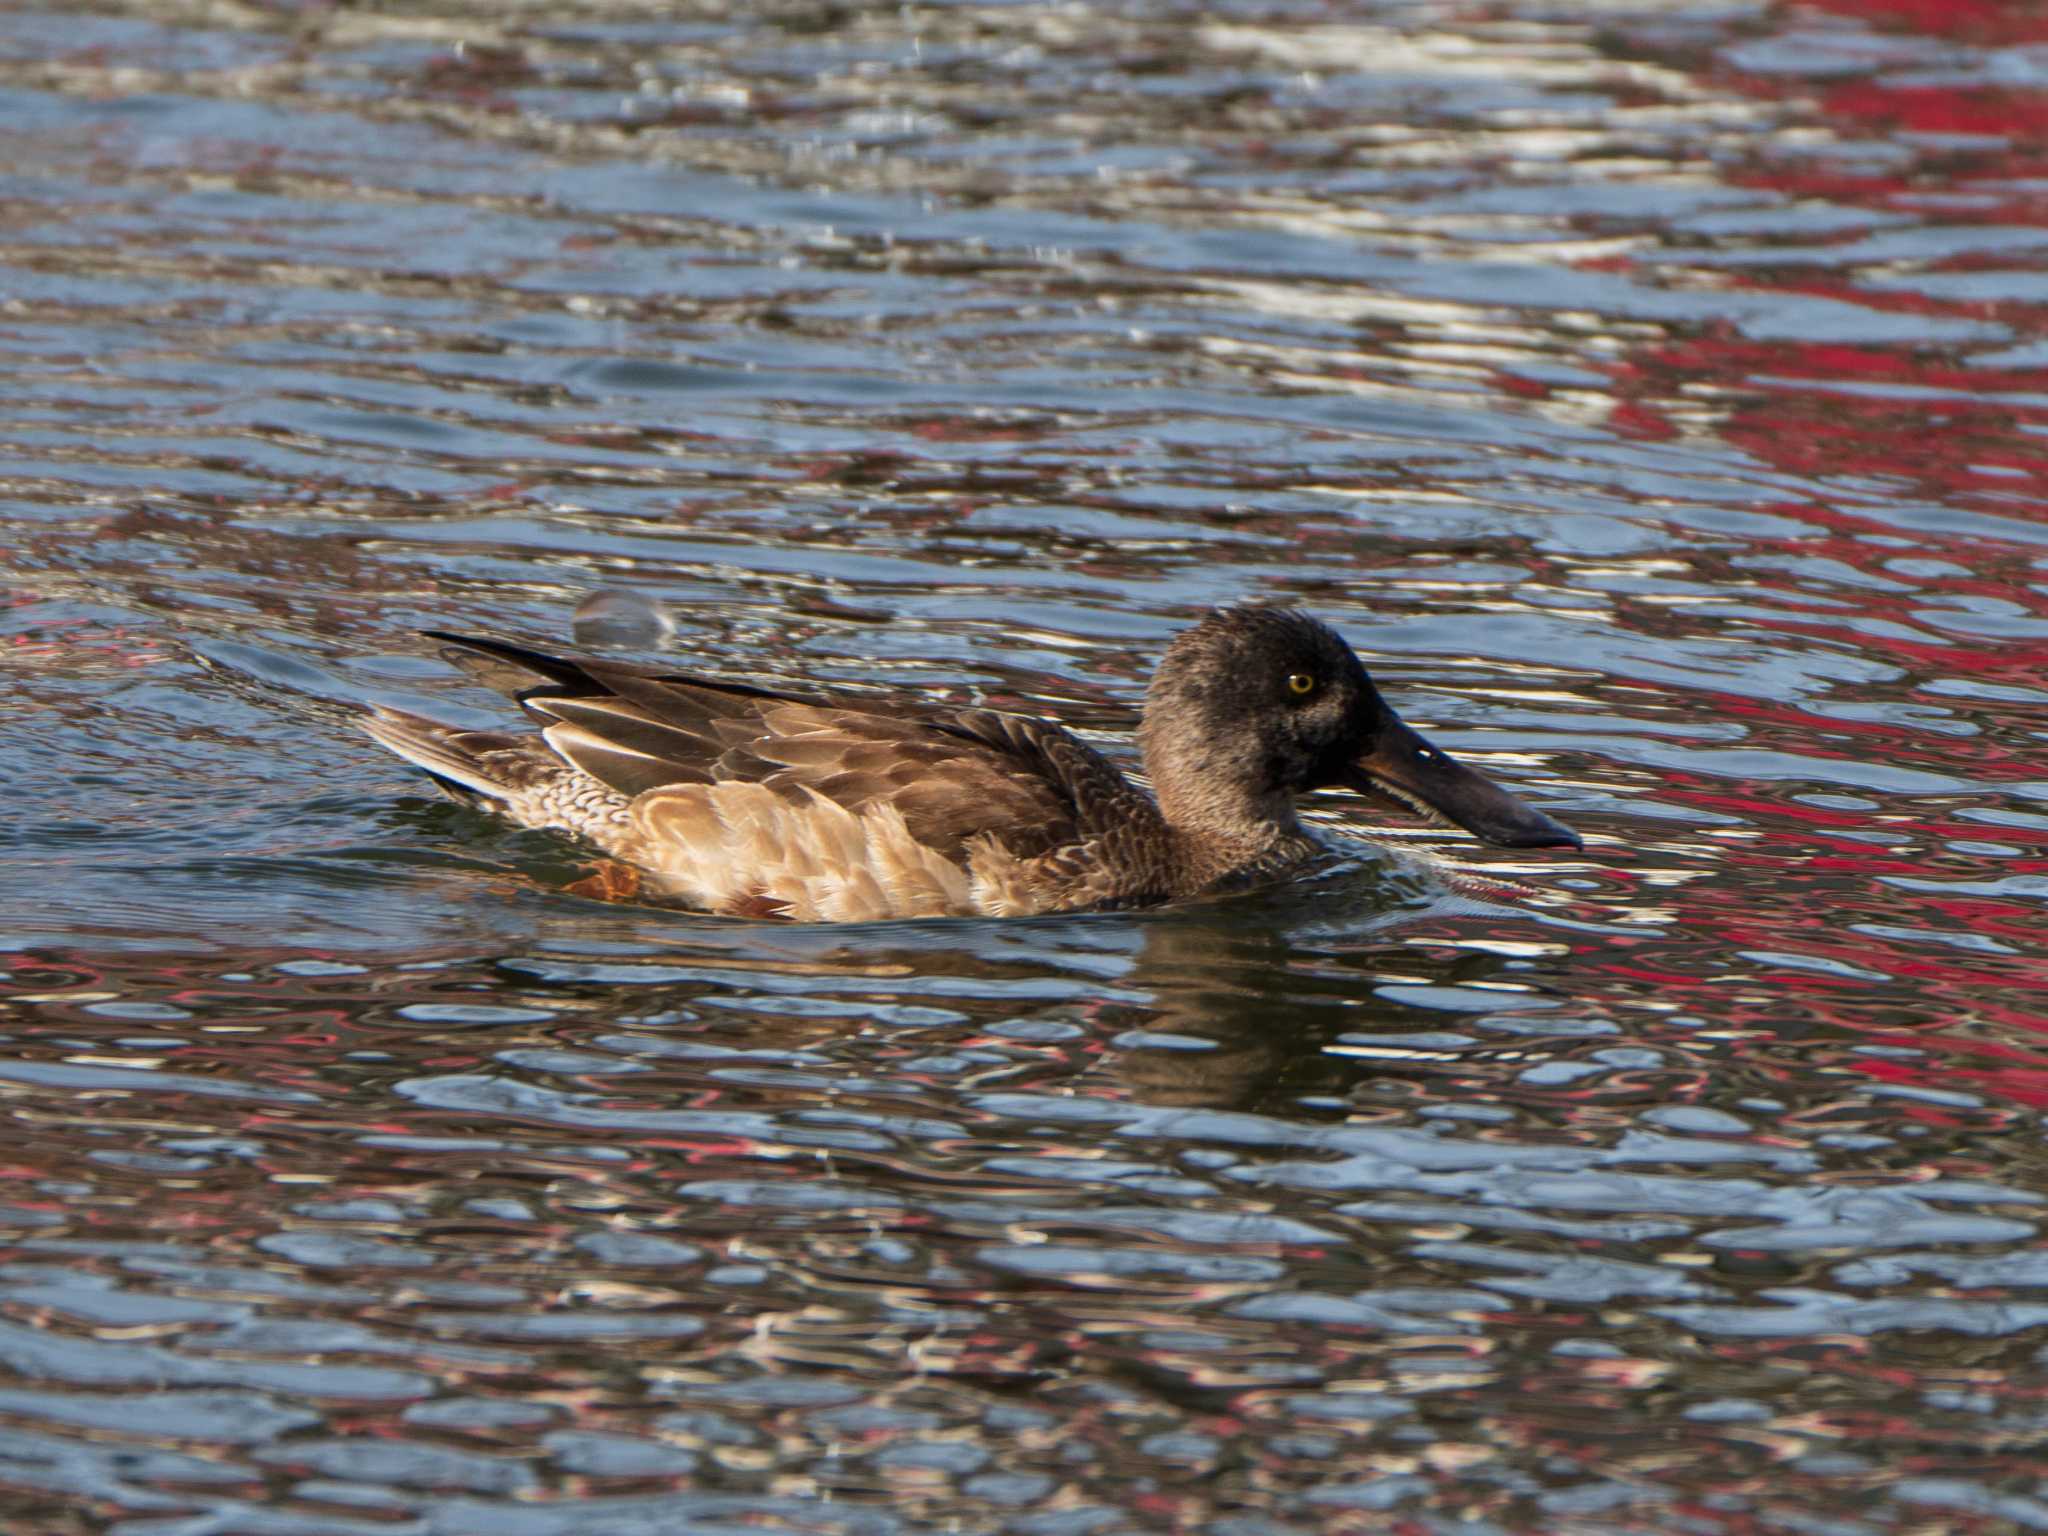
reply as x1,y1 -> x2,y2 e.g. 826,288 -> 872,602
421,632 -> 598,696
359,707 -> 536,806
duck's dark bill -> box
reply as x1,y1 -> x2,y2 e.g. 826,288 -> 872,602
1342,720 -> 1581,851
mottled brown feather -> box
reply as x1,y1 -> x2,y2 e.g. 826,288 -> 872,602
379,633 -> 1166,912
426,633 -> 1100,863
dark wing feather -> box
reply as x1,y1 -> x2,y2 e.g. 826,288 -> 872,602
423,630 -> 803,706
425,634 -> 1146,861
939,709 -> 1157,834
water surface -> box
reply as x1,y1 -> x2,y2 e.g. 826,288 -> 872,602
3,3 -> 2048,1533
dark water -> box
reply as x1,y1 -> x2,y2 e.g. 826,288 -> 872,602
3,3 -> 2048,1532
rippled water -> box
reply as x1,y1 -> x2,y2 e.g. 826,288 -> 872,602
4,3 -> 2048,1532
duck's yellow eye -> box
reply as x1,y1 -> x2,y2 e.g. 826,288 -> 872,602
1287,672 -> 1316,696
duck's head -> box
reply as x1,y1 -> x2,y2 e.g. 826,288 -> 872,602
1137,607 -> 1581,851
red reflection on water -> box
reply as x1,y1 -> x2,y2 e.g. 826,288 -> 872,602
1561,1 -> 2048,1108
1802,0 -> 2048,48
1635,343 -> 2048,513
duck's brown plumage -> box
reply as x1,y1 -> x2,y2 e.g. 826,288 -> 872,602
360,609 -> 1580,921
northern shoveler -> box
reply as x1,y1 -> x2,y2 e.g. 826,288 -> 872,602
361,606 -> 1580,921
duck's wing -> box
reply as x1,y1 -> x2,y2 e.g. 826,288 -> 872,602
421,633 -> 1147,862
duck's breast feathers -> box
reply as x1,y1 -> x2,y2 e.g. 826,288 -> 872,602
422,634 -> 1142,862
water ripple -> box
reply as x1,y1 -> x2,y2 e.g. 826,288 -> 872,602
3,2 -> 2048,1532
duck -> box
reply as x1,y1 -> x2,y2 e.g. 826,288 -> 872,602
359,606 -> 1580,922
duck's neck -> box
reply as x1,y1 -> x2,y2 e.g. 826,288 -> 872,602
1141,735 -> 1304,854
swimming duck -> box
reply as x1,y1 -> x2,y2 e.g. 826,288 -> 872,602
361,607 -> 1579,922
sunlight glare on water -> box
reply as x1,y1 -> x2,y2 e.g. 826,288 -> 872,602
1,3 -> 2048,1533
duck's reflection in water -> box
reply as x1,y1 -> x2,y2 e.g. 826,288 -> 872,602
502,849 -> 1563,1115
1077,860 -> 1536,1112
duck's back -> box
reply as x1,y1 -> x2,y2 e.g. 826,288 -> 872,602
361,636 -> 1165,920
